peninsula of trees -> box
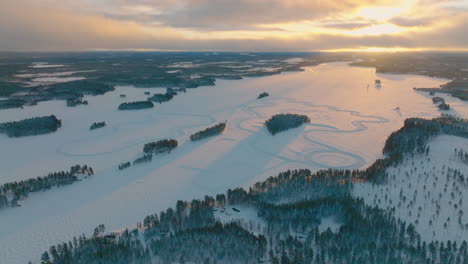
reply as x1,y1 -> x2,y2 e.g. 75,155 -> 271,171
265,113 -> 310,135
190,122 -> 227,141
0,165 -> 93,209
0,115 -> 61,138
118,101 -> 154,110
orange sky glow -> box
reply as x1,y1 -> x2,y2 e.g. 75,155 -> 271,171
0,0 -> 467,52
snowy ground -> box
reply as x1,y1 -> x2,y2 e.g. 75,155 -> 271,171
0,62 -> 465,263
354,135 -> 468,243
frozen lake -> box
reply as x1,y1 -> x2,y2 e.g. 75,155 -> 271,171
0,62 -> 465,263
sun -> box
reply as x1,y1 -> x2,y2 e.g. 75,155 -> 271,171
357,5 -> 407,21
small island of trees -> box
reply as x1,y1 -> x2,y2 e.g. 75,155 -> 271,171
265,113 -> 310,135
0,165 -> 93,209
190,122 -> 227,141
66,97 -> 88,107
118,162 -> 131,170
257,92 -> 269,99
118,101 -> 154,110
143,139 -> 178,154
432,96 -> 450,110
0,115 -> 62,138
90,121 -> 106,130
147,89 -> 177,104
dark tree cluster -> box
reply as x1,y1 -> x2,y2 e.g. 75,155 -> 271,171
66,97 -> 88,107
257,92 -> 269,99
118,162 -> 131,170
0,115 -> 61,138
432,96 -> 450,110
0,165 -> 93,209
133,154 -> 153,165
147,88 -> 177,104
118,101 -> 154,110
143,139 -> 178,154
439,102 -> 450,110
454,148 -> 468,164
384,116 -> 467,161
362,116 -> 467,183
190,122 -> 227,141
89,121 -> 106,130
433,96 -> 445,104
265,113 -> 310,135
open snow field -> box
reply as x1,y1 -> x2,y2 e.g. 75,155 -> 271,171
0,62 -> 465,263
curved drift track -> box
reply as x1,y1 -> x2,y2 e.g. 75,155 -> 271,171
0,62 -> 453,264
56,93 -> 387,170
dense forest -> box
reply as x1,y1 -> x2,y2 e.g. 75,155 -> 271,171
190,122 -> 227,141
0,165 -> 93,209
32,116 -> 468,263
36,168 -> 468,264
265,113 -> 310,135
118,101 -> 154,110
0,115 -> 61,138
89,122 -> 106,130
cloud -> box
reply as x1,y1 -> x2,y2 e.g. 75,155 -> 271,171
0,0 -> 467,51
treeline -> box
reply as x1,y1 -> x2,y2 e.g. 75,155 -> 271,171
363,115 -> 468,183
0,165 -> 93,209
384,116 -> 467,160
37,166 -> 468,264
143,139 -> 178,154
118,101 -> 154,110
89,121 -> 106,130
265,113 -> 310,135
0,115 -> 61,138
190,122 -> 226,141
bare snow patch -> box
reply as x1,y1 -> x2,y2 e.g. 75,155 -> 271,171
318,215 -> 342,233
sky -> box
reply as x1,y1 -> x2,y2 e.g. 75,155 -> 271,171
0,0 -> 467,52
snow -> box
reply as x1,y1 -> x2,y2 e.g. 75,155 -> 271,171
283,58 -> 304,64
354,135 -> 468,243
30,76 -> 86,84
318,215 -> 342,233
0,62 -> 465,263
215,206 -> 265,226
29,62 -> 65,69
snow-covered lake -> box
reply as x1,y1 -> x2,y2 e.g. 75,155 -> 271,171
0,62 -> 465,264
